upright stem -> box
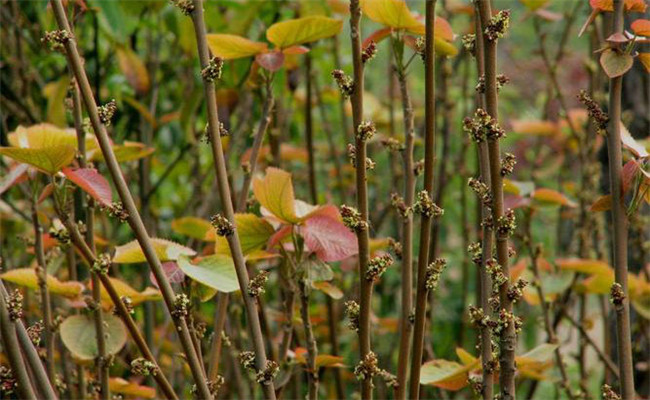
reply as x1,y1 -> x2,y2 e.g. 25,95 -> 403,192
188,2 -> 276,398
476,1 -> 516,398
298,280 -> 319,400
472,10 -> 494,400
47,1 -> 210,397
305,51 -> 318,204
606,0 -> 634,397
408,2 -> 436,398
348,1 -> 373,398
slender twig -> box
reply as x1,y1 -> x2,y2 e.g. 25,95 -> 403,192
606,1 -> 635,397
298,279 -> 318,400
348,0 -> 373,397
304,51 -> 318,204
408,2 -> 436,398
47,1 -> 210,397
187,2 -> 276,398
564,313 -> 620,379
0,284 -> 38,400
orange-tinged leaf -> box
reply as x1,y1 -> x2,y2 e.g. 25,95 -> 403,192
631,19 -> 650,36
590,0 -> 647,12
214,213 -> 275,256
112,238 -> 196,263
116,45 -> 150,94
555,258 -> 611,276
516,343 -> 558,380
531,188 -> 577,207
639,53 -> 650,73
420,357 -> 479,390
62,167 -> 112,206
0,268 -> 84,299
206,34 -> 268,59
253,167 -> 300,223
266,16 -> 343,48
600,48 -> 633,78
312,281 -> 344,299
109,378 -> 156,399
511,120 -> 558,136
456,348 -> 478,366
60,314 -> 127,361
171,217 -> 213,241
0,145 -> 76,175
590,194 -> 612,211
96,277 -> 162,308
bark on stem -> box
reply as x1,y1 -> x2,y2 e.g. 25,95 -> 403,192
407,1 -> 436,398
348,0 -> 373,398
606,1 -> 635,398
47,1 -> 210,397
188,2 -> 276,398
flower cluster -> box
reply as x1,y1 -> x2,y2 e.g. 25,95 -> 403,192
388,237 -> 403,260
468,305 -> 491,328
463,109 -> 505,142
425,258 -> 447,291
602,384 -> 621,400
462,34 -> 475,55
103,202 -> 129,222
610,283 -> 626,308
507,278 -> 528,303
171,0 -> 195,15
381,137 -> 403,152
5,289 -> 23,321
413,159 -> 425,176
239,351 -> 256,371
256,360 -> 279,385
344,300 -> 360,332
500,153 -> 516,177
484,9 -> 511,42
92,253 -> 112,275
340,205 -> 367,232
468,242 -> 483,264
497,209 -> 516,238
362,41 -> 378,63
171,293 -> 191,319
347,144 -> 375,170
210,214 -> 234,237
357,120 -> 376,141
201,56 -> 224,82
27,321 -> 43,346
120,296 -> 134,315
413,191 -> 444,218
354,352 -> 379,381
98,100 -> 117,126
577,90 -> 609,132
468,177 -> 492,206
0,366 -> 17,397
248,270 -> 269,298
415,37 -> 426,60
131,358 -> 158,376
390,193 -> 410,218
49,224 -> 70,246
366,254 -> 393,282
194,377 -> 225,399
494,308 -> 522,335
332,69 -> 354,98
42,30 -> 71,52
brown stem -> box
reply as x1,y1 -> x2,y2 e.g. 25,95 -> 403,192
348,0 -> 373,398
564,313 -> 620,379
475,1 -> 516,398
298,280 -> 319,400
304,51 -> 318,205
187,2 -> 276,398
407,2 -> 436,398
48,1 -> 211,397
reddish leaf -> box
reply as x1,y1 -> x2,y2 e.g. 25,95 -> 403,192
283,46 -> 309,55
256,51 -> 285,72
38,182 -> 55,204
631,19 -> 650,36
363,28 -> 392,49
590,0 -> 647,12
62,167 -> 112,206
149,261 -> 185,289
622,160 -> 640,193
302,214 -> 358,262
590,195 -> 612,212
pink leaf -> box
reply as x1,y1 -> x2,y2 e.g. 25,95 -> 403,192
256,51 -> 285,72
62,167 -> 112,206
149,261 -> 185,289
302,215 -> 358,262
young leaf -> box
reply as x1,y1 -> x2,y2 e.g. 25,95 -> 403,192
361,0 -> 424,33
112,238 -> 196,263
600,48 -> 633,78
531,188 -> 577,208
638,53 -> 650,73
62,167 -> 113,207
302,213 -> 359,262
109,378 -> 156,399
256,51 -> 285,71
0,268 -> 84,299
590,194 -> 612,211
0,145 -> 76,175
253,167 -> 300,223
43,76 -> 70,127
631,19 -> 650,36
510,120 -> 558,136
60,314 -> 127,361
116,45 -> 150,95
214,213 -> 275,256
89,141 -> 154,163
266,16 -> 343,48
177,255 -> 239,293
206,33 -> 268,59
312,281 -> 344,299
94,277 -> 162,308
171,217 -> 213,241
420,357 -> 479,390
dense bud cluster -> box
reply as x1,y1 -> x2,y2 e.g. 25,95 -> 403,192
192,377 -> 225,398
484,10 -> 511,41
27,321 -> 43,346
468,177 -> 492,206
0,366 -> 17,396
347,144 -> 375,170
381,137 -> 403,152
391,193 -> 410,218
131,358 -> 158,376
462,34 -> 476,55
602,384 -> 621,400
103,202 -> 129,222
388,237 -> 403,260
357,120 -> 376,141
366,254 -> 393,282
340,205 -> 367,232
332,69 -> 354,98
92,253 -> 112,275
354,352 -> 379,381
468,305 -> 491,328
463,108 -> 505,143
507,278 -> 528,303
98,100 -> 117,126
577,90 -> 609,132
170,0 -> 194,15
201,56 -> 224,82
239,351 -> 256,371
500,153 -> 516,176
413,159 -> 425,176
497,209 -> 516,238
171,293 -> 190,319
42,30 -> 71,52
413,191 -> 443,218
468,242 -> 483,264
120,296 -> 134,315
425,258 -> 447,291
494,308 -> 522,335
378,368 -> 398,387
362,41 -> 378,63
49,222 -> 70,246
248,270 -> 269,298
610,283 -> 625,308
344,300 -> 360,332
5,289 -> 23,321
211,214 -> 234,237
256,360 -> 279,384
415,37 -> 426,60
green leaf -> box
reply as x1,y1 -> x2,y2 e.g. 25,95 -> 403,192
214,213 -> 275,256
0,145 -> 76,175
266,16 -> 343,48
172,217 -> 213,241
298,257 -> 334,283
206,33 -> 268,59
112,238 -> 196,264
600,48 -> 633,78
60,314 -> 127,361
177,255 -> 239,293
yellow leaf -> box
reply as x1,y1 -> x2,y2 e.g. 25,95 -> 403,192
531,188 -> 577,207
0,268 -> 84,299
89,141 -> 154,163
253,167 -> 300,223
0,145 -> 76,175
555,258 -> 611,276
97,277 -> 162,308
639,53 -> 650,74
206,34 -> 268,59
43,76 -> 70,127
455,348 -> 478,366
266,16 -> 343,48
361,0 -> 423,32
214,213 -> 275,255
116,45 -> 150,94
112,238 -> 196,264
109,378 -> 156,399
172,217 -> 213,241
511,120 -> 558,136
